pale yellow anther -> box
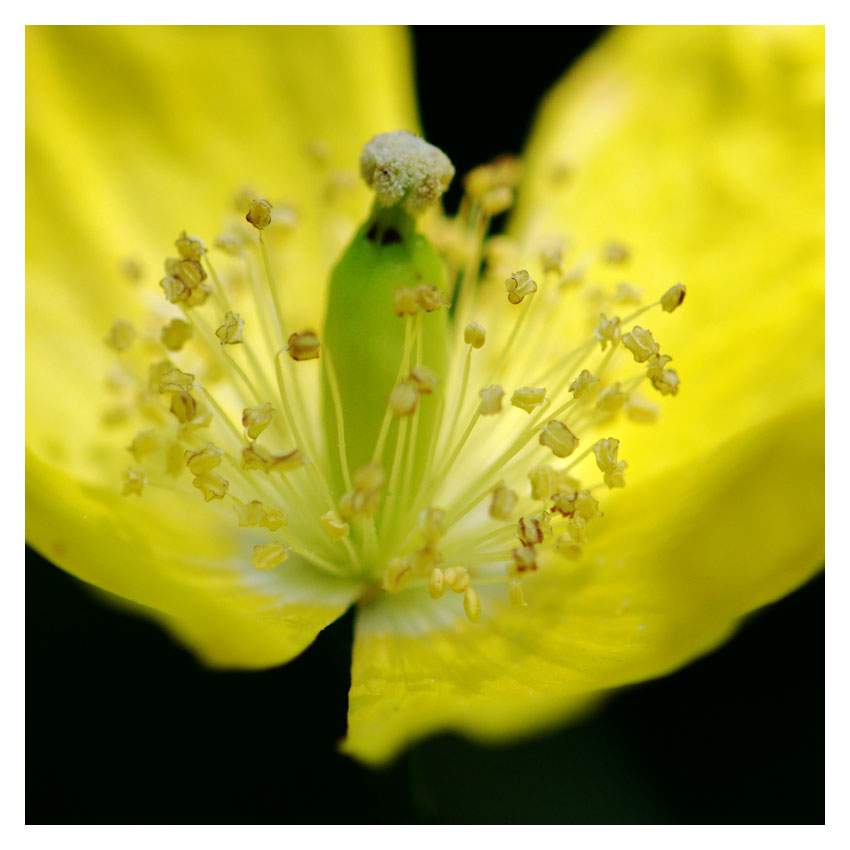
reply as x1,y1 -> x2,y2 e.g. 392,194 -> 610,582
419,507 -> 446,544
246,199 -> 273,230
184,443 -> 223,476
240,442 -> 274,472
392,287 -> 420,317
251,542 -> 289,571
479,384 -> 505,415
603,463 -> 628,489
232,498 -> 267,528
382,557 -> 411,593
175,231 -> 206,261
554,535 -> 582,561
595,314 -> 621,350
528,466 -> 580,502
517,512 -> 551,546
593,438 -> 620,473
550,490 -> 578,517
415,284 -> 447,313
510,546 -> 537,575
625,395 -> 660,423
409,546 -> 442,576
161,319 -> 193,352
242,403 -> 275,440
121,467 -> 146,496
489,482 -> 518,520
192,471 -> 229,502
341,462 -> 385,519
463,587 -> 482,624
648,365 -> 681,397
214,232 -> 245,256
287,331 -> 321,361
389,381 -> 419,417
464,322 -> 486,349
596,383 -> 628,413
164,441 -> 184,478
511,386 -> 546,414
410,365 -> 439,395
479,185 -> 514,216
321,510 -> 350,541
174,258 -> 206,288
170,391 -> 197,424
505,269 -> 537,305
574,490 -> 602,521
360,131 -> 454,216
160,275 -> 189,304
614,282 -> 643,303
569,369 -> 599,400
353,462 -> 385,493
444,566 -> 470,594
464,155 -> 522,197
603,241 -> 630,264
661,283 -> 687,313
622,326 -> 660,363
258,505 -> 288,532
127,429 -> 157,462
215,311 -> 244,345
540,420 -> 579,458
158,367 -> 194,393
266,449 -> 306,474
540,239 -> 564,274
105,320 -> 136,352
428,568 -> 446,600
508,579 -> 527,608
566,515 -> 588,543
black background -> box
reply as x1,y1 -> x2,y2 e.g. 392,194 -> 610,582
26,26 -> 824,825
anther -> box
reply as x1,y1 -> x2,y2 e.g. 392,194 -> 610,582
242,403 -> 275,440
596,383 -> 628,413
389,381 -> 419,417
479,384 -> 505,415
540,420 -> 579,458
661,283 -> 686,313
415,284 -> 448,312
528,466 -> 579,501
127,429 -> 157,462
382,558 -> 411,593
321,510 -> 350,541
517,512 -> 551,546
251,543 -> 289,571
175,231 -> 206,261
464,322 -> 486,349
192,471 -> 229,502
624,395 -> 660,423
593,438 -> 620,473
510,546 -> 537,574
184,443 -> 223,476
121,467 -> 146,496
170,391 -> 197,424
511,386 -> 546,414
428,568 -> 446,599
161,319 -> 193,352
508,579 -> 527,608
490,483 -> 518,520
622,326 -> 660,363
479,186 -> 514,216
554,536 -> 582,561
419,507 -> 446,544
215,311 -> 245,345
444,566 -> 470,594
505,270 -> 537,305
246,199 -> 273,230
392,287 -> 420,317
463,587 -> 482,624
158,367 -> 194,393
595,314 -> 621,350
569,369 -> 599,400
233,499 -> 287,532
602,241 -> 630,264
410,365 -> 439,394
104,320 -> 136,352
647,356 -> 681,396
287,331 -> 321,361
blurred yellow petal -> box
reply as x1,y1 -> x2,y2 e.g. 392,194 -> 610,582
26,25 -> 417,483
513,25 -> 823,475
27,450 -> 363,668
342,26 -> 824,765
344,400 -> 823,765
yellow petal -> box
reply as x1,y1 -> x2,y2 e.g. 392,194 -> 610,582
26,450 -> 362,668
343,400 -> 823,765
26,25 -> 417,484
514,26 -> 823,477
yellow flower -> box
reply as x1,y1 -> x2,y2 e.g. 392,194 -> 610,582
26,26 -> 823,766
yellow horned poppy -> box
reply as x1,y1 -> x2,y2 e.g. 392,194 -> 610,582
26,26 -> 823,766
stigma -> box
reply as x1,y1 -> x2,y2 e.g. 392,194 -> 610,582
106,131 -> 684,625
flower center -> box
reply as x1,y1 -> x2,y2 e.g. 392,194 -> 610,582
108,131 -> 685,624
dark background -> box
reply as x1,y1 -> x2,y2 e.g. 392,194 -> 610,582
26,26 -> 824,825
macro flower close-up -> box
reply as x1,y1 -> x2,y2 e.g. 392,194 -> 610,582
25,24 -> 824,823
